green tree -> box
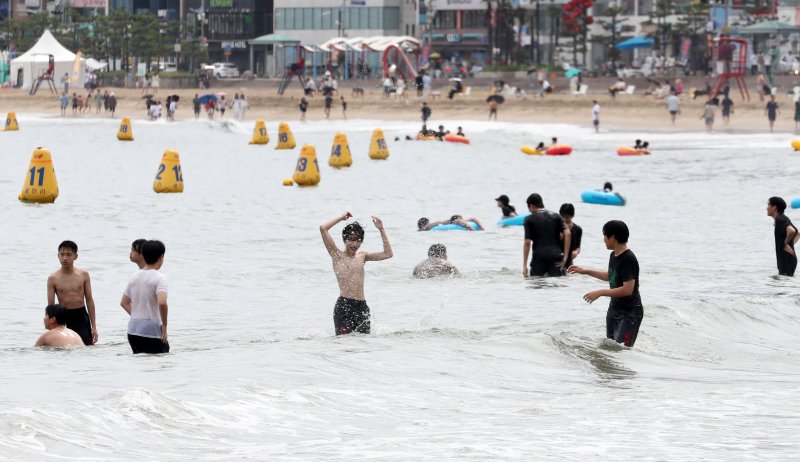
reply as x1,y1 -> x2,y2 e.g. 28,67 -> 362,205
594,5 -> 635,66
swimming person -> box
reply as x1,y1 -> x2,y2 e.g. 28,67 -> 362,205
320,212 -> 393,335
559,203 -> 582,270
568,220 -> 644,348
522,193 -> 570,277
34,304 -> 85,348
634,139 -> 642,150
495,194 -> 517,218
130,238 -> 146,269
47,241 -> 97,346
767,196 -> 798,276
457,127 -> 465,137
535,142 -> 545,151
120,240 -> 170,354
602,182 -> 627,205
418,216 -> 484,231
412,244 -> 460,279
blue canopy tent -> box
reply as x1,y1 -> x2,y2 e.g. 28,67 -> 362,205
616,37 -> 655,50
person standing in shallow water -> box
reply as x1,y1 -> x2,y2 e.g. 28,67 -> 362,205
767,196 -> 798,276
320,212 -> 393,335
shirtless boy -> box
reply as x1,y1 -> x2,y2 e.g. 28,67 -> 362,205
320,212 -> 393,335
34,304 -> 85,348
47,241 -> 97,345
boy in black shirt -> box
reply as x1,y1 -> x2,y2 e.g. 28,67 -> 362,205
559,203 -> 582,270
495,194 -> 517,218
522,193 -> 570,277
767,196 -> 798,276
568,220 -> 643,347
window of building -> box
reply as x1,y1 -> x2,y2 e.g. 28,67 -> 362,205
369,7 -> 380,28
384,7 -> 399,29
462,10 -> 486,29
321,7 -> 333,29
434,10 -> 456,29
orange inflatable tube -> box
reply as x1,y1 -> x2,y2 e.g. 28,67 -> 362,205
617,147 -> 651,156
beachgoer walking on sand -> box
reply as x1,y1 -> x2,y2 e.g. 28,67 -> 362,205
756,72 -> 767,102
488,99 -> 498,120
47,241 -> 98,345
721,95 -> 734,125
767,197 -> 798,276
794,99 -> 800,133
665,92 -> 680,125
299,97 -> 308,121
320,212 -> 393,335
341,96 -> 347,119
592,100 -> 600,133
766,95 -> 779,133
701,101 -> 715,133
568,220 -> 644,348
421,102 -> 431,123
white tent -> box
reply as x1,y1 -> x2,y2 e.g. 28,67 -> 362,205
10,30 -> 85,90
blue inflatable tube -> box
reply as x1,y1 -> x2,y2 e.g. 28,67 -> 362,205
498,213 -> 530,227
581,190 -> 626,206
430,221 -> 480,231
792,198 -> 800,209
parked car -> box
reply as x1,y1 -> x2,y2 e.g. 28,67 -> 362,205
777,55 -> 800,75
212,62 -> 240,78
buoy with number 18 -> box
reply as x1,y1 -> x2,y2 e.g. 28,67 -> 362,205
292,144 -> 320,186
117,117 -> 133,141
19,147 -> 58,203
153,149 -> 184,193
368,128 -> 389,159
275,122 -> 296,149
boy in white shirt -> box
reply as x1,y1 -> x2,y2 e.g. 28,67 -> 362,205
120,240 -> 170,354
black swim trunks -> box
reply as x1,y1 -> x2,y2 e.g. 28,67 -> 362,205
128,334 -> 170,354
63,307 -> 92,345
334,296 -> 371,335
606,314 -> 642,347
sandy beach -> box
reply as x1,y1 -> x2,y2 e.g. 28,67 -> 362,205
1,76 -> 799,134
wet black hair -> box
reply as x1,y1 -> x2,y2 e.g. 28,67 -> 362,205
604,182 -> 613,191
131,239 -> 147,253
642,142 -> 649,148
418,218 -> 429,230
342,222 -> 365,242
450,215 -> 463,223
526,193 -> 544,208
45,304 -> 67,325
141,240 -> 166,265
428,243 -> 447,258
58,240 -> 78,253
559,203 -> 575,217
602,220 -> 629,244
769,196 -> 787,214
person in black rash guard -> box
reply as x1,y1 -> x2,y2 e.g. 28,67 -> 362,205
495,194 -> 517,218
559,203 -> 582,270
569,220 -> 643,348
522,193 -> 570,277
320,212 -> 393,335
767,196 -> 799,276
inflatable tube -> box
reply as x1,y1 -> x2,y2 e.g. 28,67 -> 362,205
429,221 -> 480,231
498,213 -> 530,227
521,145 -> 544,155
581,189 -> 626,206
617,147 -> 651,156
792,139 -> 800,151
546,144 -> 572,156
415,134 -> 438,141
792,198 -> 800,209
444,134 -> 470,144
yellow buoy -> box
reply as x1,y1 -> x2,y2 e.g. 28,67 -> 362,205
117,117 -> 133,141
4,112 -> 19,131
249,119 -> 269,145
329,132 -> 353,168
792,139 -> 800,151
521,145 -> 544,155
153,149 -> 184,193
368,128 -> 389,160
19,147 -> 58,203
275,122 -> 296,150
292,144 -> 321,186
282,178 -> 294,186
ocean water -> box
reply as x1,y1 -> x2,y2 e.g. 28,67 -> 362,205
0,114 -> 799,460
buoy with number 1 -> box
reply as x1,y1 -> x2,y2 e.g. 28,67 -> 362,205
4,112 -> 19,131
249,119 -> 269,145
329,132 -> 352,167
368,128 -> 389,159
275,122 -> 296,149
153,149 -> 184,193
117,117 -> 133,141
19,147 -> 58,203
292,144 -> 320,186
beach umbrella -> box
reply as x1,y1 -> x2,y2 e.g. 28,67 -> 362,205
737,21 -> 798,34
216,91 -> 227,98
198,94 -> 217,105
616,37 -> 654,50
429,52 -> 441,59
565,68 -> 581,78
486,95 -> 505,104
449,77 -> 462,82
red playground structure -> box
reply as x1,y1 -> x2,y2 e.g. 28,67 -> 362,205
710,37 -> 750,101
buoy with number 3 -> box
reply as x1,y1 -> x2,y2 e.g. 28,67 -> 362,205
117,117 -> 133,141
19,147 -> 58,203
368,128 -> 389,159
328,132 -> 352,167
249,119 -> 269,145
153,149 -> 184,193
275,122 -> 296,149
4,112 -> 19,131
292,144 -> 320,186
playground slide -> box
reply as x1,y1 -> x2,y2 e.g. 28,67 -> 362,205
382,45 -> 417,81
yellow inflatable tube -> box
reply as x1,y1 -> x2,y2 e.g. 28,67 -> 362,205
521,145 -> 544,155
